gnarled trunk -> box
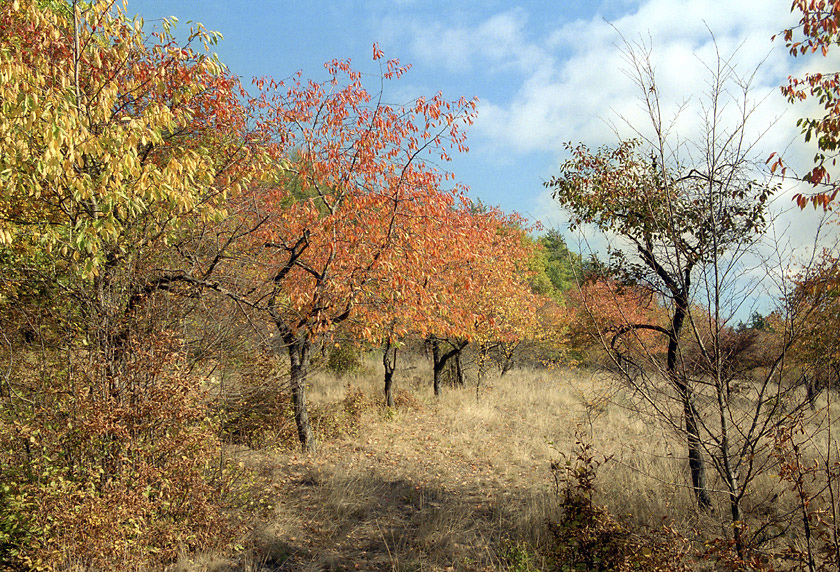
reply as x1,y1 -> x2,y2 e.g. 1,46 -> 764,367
430,337 -> 468,396
670,292 -> 711,510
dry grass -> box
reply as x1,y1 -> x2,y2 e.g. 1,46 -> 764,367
181,352 -> 840,571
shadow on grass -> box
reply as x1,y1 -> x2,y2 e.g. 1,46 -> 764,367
242,465 -> 539,572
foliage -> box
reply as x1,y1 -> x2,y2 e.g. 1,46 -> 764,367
325,342 -> 367,377
0,332 -> 231,570
770,412 -> 840,572
547,438 -> 628,572
563,277 -> 666,364
549,140 -> 771,268
776,0 -> 840,209
546,436 -> 689,572
500,539 -> 542,572
547,37 -> 794,544
0,0 -> 253,282
788,253 -> 840,397
0,2 -> 264,568
208,47 -> 480,450
531,229 -> 581,299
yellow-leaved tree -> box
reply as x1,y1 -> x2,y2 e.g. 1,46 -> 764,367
0,1 -> 273,568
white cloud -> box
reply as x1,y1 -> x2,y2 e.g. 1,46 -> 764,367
440,0 -> 835,239
468,0 -> 800,156
397,8 -> 548,75
384,0 -> 839,266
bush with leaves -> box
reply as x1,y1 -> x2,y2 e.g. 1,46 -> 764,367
545,436 -> 690,572
0,332 -> 234,570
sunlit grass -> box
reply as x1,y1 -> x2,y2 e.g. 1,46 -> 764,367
189,350 -> 840,571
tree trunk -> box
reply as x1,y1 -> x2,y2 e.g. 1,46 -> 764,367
430,337 -> 468,395
682,385 -> 712,509
432,338 -> 443,397
288,337 -> 316,453
450,349 -> 465,387
476,342 -> 490,399
500,341 -> 519,376
804,374 -> 818,411
670,292 -> 712,510
383,338 -> 397,408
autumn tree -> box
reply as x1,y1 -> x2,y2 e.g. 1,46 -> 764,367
776,0 -> 840,209
468,212 -> 545,380
202,51 -> 477,451
546,39 -> 776,521
349,199 -> 541,403
788,252 -> 840,403
0,0 -> 265,567
419,205 -> 542,393
563,277 -> 665,365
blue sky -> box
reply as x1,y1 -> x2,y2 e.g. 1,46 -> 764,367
125,1 -> 829,256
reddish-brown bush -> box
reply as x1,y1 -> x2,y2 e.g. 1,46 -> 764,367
0,332 -> 233,570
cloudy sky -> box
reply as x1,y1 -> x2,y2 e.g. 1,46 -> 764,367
126,1 -> 832,249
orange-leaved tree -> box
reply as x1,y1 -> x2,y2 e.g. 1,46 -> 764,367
564,276 -> 666,364
462,208 -> 544,383
396,202 -> 541,397
213,50 -> 477,451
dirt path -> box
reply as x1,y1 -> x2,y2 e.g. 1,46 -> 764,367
238,403 -> 552,572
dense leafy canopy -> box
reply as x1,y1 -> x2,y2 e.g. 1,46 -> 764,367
0,0 -> 256,283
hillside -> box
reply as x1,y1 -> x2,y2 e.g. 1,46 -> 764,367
194,356 -> 706,572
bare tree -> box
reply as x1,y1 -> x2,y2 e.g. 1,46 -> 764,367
545,37 -> 816,557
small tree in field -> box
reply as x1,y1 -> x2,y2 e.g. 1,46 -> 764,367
546,38 -> 776,527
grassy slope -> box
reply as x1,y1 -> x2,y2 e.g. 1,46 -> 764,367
185,354 -> 828,572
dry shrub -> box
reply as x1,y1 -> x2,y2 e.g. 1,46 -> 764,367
544,436 -> 690,572
0,332 -> 233,571
393,387 -> 424,411
215,352 -> 298,450
219,384 -> 296,450
220,377 -> 380,452
306,383 -> 378,440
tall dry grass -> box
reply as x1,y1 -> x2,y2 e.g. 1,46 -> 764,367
185,348 -> 840,571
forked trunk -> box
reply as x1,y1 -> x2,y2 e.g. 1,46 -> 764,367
500,340 -> 519,376
430,337 -> 468,396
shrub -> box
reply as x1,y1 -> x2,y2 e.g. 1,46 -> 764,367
0,332 -> 235,570
325,343 -> 366,376
500,539 -> 542,572
545,436 -> 690,572
216,352 -> 299,450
